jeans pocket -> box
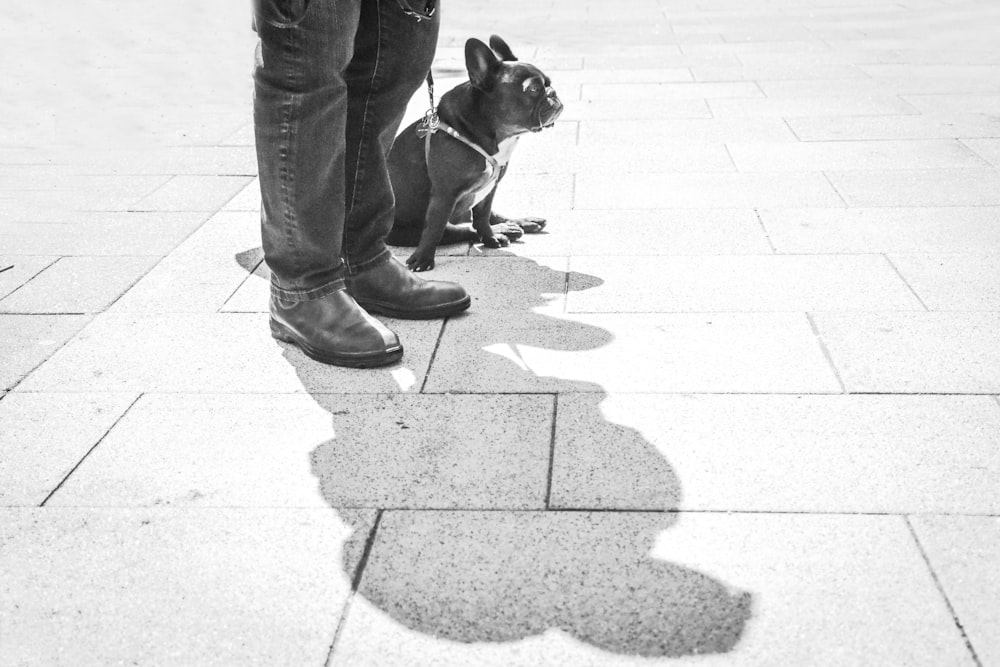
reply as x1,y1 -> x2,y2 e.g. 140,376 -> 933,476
255,0 -> 312,28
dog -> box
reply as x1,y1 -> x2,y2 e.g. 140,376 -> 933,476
386,35 -> 563,271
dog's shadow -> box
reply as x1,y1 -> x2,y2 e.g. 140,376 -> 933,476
238,249 -> 752,657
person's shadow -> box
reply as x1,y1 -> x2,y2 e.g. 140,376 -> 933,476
239,249 -> 752,657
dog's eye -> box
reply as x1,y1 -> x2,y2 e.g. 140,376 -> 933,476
528,83 -> 540,94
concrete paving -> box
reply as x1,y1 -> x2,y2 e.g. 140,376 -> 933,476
1,0 -> 998,665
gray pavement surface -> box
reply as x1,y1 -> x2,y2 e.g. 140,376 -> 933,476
2,0 -> 1000,665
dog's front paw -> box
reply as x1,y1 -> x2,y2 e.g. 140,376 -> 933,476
406,248 -> 436,272
490,221 -> 524,241
481,233 -> 510,249
514,216 -> 546,234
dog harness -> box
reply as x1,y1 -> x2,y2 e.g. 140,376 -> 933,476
421,120 -> 519,205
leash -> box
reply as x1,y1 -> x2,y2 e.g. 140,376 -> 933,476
415,71 -> 439,139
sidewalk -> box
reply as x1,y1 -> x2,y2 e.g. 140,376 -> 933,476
2,0 -> 999,665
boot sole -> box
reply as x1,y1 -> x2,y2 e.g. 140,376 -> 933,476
355,295 -> 471,320
269,319 -> 403,368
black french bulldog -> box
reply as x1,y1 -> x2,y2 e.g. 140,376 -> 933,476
386,35 -> 564,271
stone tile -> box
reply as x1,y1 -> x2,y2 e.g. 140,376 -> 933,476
826,169 -> 1000,207
0,506 -> 374,666
729,140 -> 988,172
221,177 -> 261,211
579,118 -> 797,146
574,172 -> 844,209
755,78 -> 898,98
813,312 -> 1000,393
693,64 -> 866,81
334,512 -> 971,666
582,82 -> 763,101
475,209 -> 772,258
911,516 -> 1000,667
760,207 -> 1000,253
424,256 -> 568,312
889,253 -> 1000,311
786,114 -> 1000,141
136,145 -> 258,175
903,93 -> 1000,116
0,256 -> 157,314
491,173 -> 574,212
0,315 -> 90,390
552,69 -> 694,85
49,393 -> 551,510
559,99 -> 712,121
516,141 -> 735,174
708,96 -> 918,118
0,212 -> 209,255
130,175 -> 253,212
550,393 -> 1000,513
424,311 -> 840,394
16,313 -> 439,394
962,138 -> 1000,167
0,392 -> 138,506
566,255 -> 922,313
0,255 -> 57,298
108,211 -> 261,314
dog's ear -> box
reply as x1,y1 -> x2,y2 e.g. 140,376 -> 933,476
466,38 -> 502,90
488,34 -> 518,62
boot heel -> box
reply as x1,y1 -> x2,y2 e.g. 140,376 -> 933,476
269,319 -> 296,343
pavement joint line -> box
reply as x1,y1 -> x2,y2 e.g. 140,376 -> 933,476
418,317 -> 448,393
752,207 -> 778,253
882,253 -> 931,312
4,313 -> 95,394
216,257 -> 265,314
38,392 -> 145,508
806,312 -> 847,394
780,117 -> 802,141
722,142 -> 739,172
326,509 -> 383,666
544,393 -> 559,510
992,395 -> 1000,411
820,170 -> 850,207
904,516 -> 984,667
0,256 -> 60,302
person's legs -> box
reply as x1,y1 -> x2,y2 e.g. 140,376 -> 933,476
340,0 -> 439,272
339,0 -> 471,318
254,0 -> 402,367
254,0 -> 358,300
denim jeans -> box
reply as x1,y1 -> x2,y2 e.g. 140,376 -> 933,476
253,0 -> 439,301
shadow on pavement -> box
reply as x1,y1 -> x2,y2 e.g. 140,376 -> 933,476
240,250 -> 753,657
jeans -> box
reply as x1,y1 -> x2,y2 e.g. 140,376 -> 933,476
253,0 -> 439,301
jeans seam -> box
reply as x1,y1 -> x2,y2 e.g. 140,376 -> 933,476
346,247 -> 392,275
280,24 -> 302,274
345,0 -> 382,227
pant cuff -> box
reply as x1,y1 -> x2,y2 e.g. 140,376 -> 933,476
270,276 -> 346,302
345,246 -> 392,276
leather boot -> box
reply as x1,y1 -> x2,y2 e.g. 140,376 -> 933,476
269,281 -> 402,368
346,256 -> 471,319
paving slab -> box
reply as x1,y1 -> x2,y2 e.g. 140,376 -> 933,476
813,312 -> 1000,393
491,172 -> 574,212
825,168 -> 1000,207
728,140 -> 988,172
579,118 -> 798,146
582,82 -> 763,101
475,209 -> 771,258
574,172 -> 844,209
221,177 -> 261,211
46,392 -> 552,510
129,175 -> 253,212
0,255 -> 57,298
785,114 -> 1000,141
0,506 -> 373,667
0,256 -> 157,314
16,313 -> 439,394
759,207 -> 1000,254
550,393 -> 1000,513
910,515 -> 1000,667
565,255 -> 922,313
0,212 -> 210,256
708,96 -> 918,118
559,99 -> 712,121
0,392 -> 138,506
692,64 -> 866,82
333,511 -> 972,666
889,253 -> 1000,311
108,211 -> 262,314
0,315 -> 91,390
424,311 -> 840,394
902,93 -> 1000,116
